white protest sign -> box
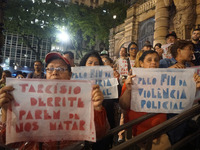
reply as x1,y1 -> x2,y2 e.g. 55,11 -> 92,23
162,43 -> 172,59
118,58 -> 128,76
131,68 -> 196,113
6,78 -> 95,145
71,66 -> 118,99
187,66 -> 200,103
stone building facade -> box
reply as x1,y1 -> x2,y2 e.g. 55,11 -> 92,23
71,0 -> 114,7
109,0 -> 200,59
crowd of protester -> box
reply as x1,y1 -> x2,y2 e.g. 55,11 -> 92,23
0,28 -> 200,150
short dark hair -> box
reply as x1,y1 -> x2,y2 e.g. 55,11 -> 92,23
166,31 -> 177,39
79,51 -> 104,66
103,56 -> 113,64
154,43 -> 162,49
139,50 -> 159,62
63,51 -> 74,59
128,42 -> 138,52
170,40 -> 194,58
3,70 -> 12,77
34,60 -> 43,65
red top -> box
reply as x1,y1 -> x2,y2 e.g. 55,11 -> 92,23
121,83 -> 167,136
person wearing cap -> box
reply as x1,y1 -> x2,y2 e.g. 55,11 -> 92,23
166,31 -> 177,44
100,50 -> 109,58
0,52 -> 109,150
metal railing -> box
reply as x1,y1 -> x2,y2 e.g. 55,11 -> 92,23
101,103 -> 200,150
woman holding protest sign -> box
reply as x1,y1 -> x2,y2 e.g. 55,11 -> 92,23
159,40 -> 200,145
160,40 -> 195,68
0,52 -> 109,150
120,50 -> 200,148
119,50 -> 169,149
80,51 -> 121,148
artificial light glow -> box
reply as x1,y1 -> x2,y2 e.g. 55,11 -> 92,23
57,31 -> 70,42
113,15 -> 117,19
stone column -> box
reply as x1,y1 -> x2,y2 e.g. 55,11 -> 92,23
108,28 -> 115,60
196,0 -> 200,26
154,0 -> 169,45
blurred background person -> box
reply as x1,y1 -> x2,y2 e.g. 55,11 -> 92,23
191,28 -> 200,66
0,70 -> 12,89
63,51 -> 75,67
27,60 -> 45,79
154,43 -> 163,59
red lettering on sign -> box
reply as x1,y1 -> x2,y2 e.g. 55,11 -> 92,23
45,85 -> 52,93
53,110 -> 60,119
69,86 -> 72,94
64,121 -> 72,130
30,98 -> 37,106
29,85 -> 36,92
19,110 -> 26,120
55,97 -> 61,106
58,122 -> 63,130
79,120 -> 85,130
39,98 -> 46,106
44,110 -> 51,120
78,98 -> 84,107
37,84 -> 44,93
24,122 -> 31,132
74,86 -> 81,94
60,85 -> 67,94
54,84 -> 57,94
16,122 -> 39,133
19,84 -> 28,92
26,111 -> 33,120
35,110 -> 42,119
47,97 -> 53,106
72,122 -> 78,130
32,122 -> 39,131
16,123 -> 23,133
68,97 -> 77,107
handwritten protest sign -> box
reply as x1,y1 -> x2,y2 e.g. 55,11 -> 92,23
6,78 -> 95,145
162,43 -> 173,59
131,68 -> 196,113
130,59 -> 135,68
71,66 -> 118,99
188,66 -> 200,103
118,58 -> 128,76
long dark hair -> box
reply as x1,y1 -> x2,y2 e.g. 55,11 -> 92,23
79,51 -> 104,66
170,40 -> 194,58
139,50 -> 159,62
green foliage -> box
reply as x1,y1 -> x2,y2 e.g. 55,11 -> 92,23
4,0 -> 128,53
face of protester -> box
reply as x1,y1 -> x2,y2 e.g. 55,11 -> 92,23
85,56 -> 100,66
129,44 -> 138,57
102,57 -> 112,67
166,36 -> 177,44
177,44 -> 194,62
143,46 -> 151,51
34,61 -> 42,72
140,53 -> 160,68
16,74 -> 24,79
191,30 -> 200,42
46,59 -> 72,80
120,48 -> 127,57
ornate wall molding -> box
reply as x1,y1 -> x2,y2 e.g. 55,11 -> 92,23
135,0 -> 156,16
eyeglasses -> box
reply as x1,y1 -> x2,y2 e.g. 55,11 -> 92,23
130,48 -> 137,50
45,67 -> 68,73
